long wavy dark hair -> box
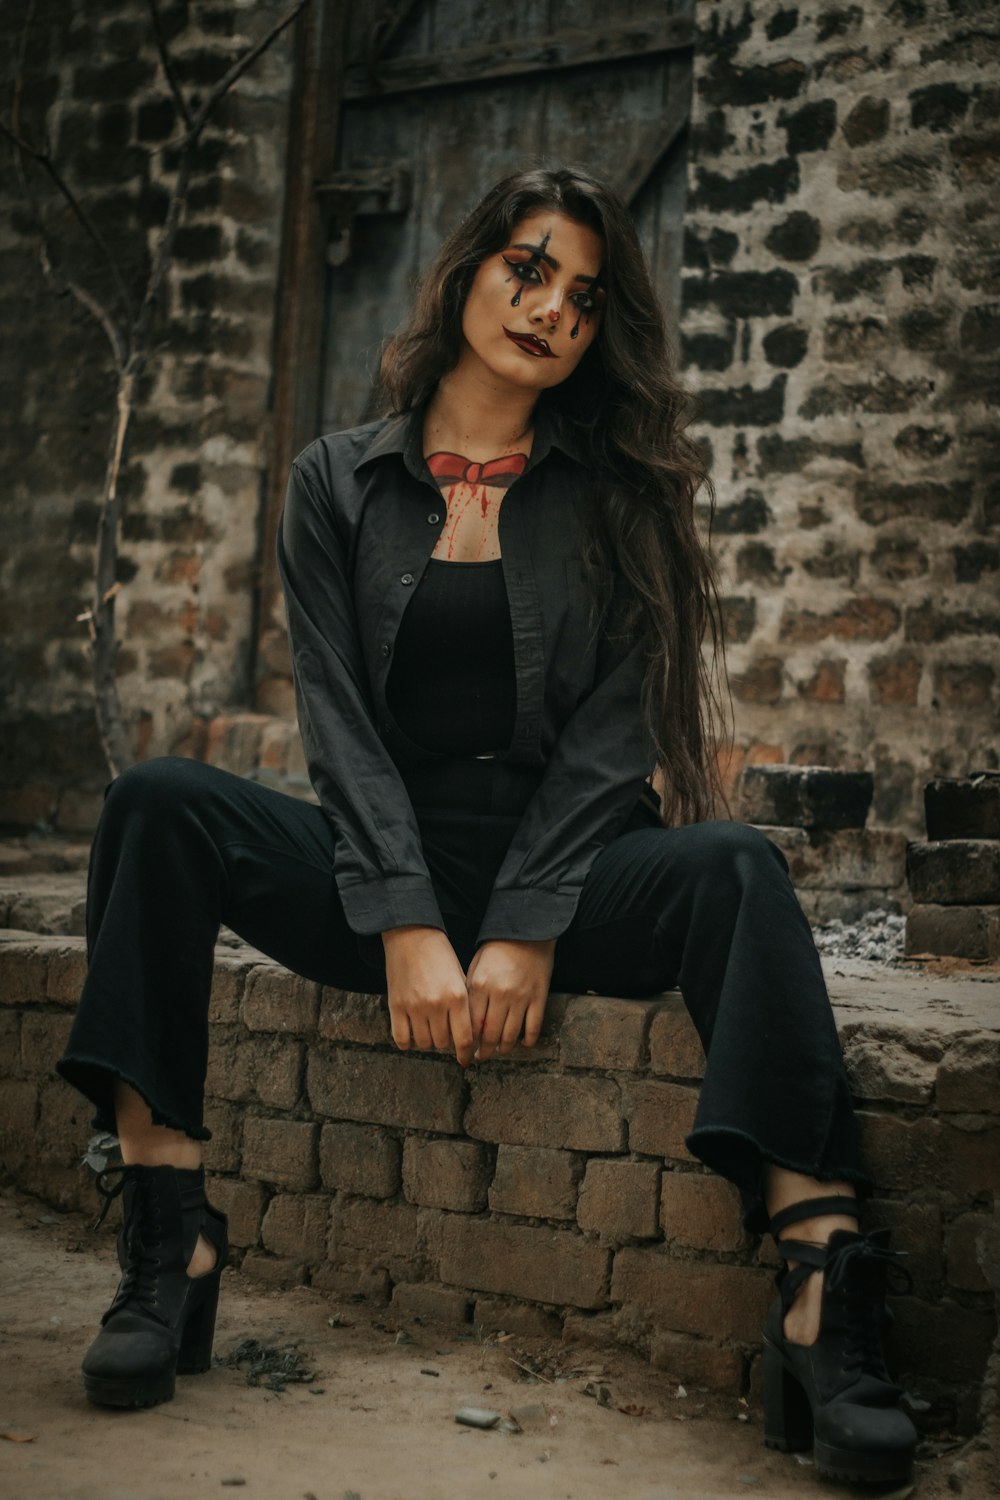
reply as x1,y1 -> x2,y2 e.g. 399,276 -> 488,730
376,164 -> 732,827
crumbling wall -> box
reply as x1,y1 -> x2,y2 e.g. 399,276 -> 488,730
681,0 -> 999,832
0,0 -> 294,829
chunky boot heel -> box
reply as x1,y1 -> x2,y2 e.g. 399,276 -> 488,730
762,1336 -> 813,1452
761,1194 -> 918,1486
82,1162 -> 229,1409
175,1275 -> 222,1375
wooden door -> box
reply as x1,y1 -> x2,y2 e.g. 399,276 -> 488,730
255,0 -> 693,711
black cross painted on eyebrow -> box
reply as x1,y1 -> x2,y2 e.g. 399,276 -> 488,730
510,243 -> 602,286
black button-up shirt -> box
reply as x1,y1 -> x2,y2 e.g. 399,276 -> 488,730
276,395 -> 662,955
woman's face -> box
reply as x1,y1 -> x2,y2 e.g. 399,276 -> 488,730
458,209 -> 606,394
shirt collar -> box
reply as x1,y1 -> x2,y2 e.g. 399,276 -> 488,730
351,394 -> 585,478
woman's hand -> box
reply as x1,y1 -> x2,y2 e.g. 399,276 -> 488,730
466,938 -> 557,1061
382,926 -> 476,1068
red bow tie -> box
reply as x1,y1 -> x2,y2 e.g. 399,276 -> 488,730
425,450 -> 528,486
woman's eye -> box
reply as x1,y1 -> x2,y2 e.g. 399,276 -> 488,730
573,291 -> 596,312
503,257 -> 541,284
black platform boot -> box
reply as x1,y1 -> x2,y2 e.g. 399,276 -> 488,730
762,1194 -> 917,1485
82,1161 -> 229,1409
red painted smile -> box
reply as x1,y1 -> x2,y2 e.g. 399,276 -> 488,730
503,327 -> 557,358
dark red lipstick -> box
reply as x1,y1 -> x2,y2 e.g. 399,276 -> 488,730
503,326 -> 557,358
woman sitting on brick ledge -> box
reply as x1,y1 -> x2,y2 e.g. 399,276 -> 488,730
57,164 -> 917,1484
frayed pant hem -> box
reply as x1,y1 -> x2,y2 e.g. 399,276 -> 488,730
684,1125 -> 874,1237
55,1054 -> 212,1144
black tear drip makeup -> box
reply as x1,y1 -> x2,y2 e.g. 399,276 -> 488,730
508,231 -> 549,308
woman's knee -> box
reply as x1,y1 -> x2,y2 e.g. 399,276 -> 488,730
102,755 -> 215,823
686,819 -> 789,883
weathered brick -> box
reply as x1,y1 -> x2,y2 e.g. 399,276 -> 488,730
761,827 -> 907,890
648,999 -> 705,1080
858,1112 -> 1000,1197
841,1028 -> 941,1104
739,765 -> 873,829
328,1196 -> 422,1279
46,943 -> 88,1005
946,1213 -> 993,1292
560,996 -> 659,1071
310,1265 -> 391,1303
242,967 -> 319,1033
0,1079 -> 38,1156
205,1175 -> 267,1247
611,1250 -> 772,1343
242,1116 -> 318,1190
240,1250 -> 307,1287
206,1030 -> 304,1111
925,774 -> 1000,841
0,1011 -> 21,1075
201,1098 -> 242,1173
307,1048 -> 465,1133
477,1296 -> 563,1337
887,1295 -> 996,1384
36,1080 -> 88,1168
863,1199 -> 942,1295
415,1206 -> 447,1273
465,1072 -> 624,1152
261,1192 -> 331,1261
488,1144 -> 584,1220
577,1159 -> 660,1241
208,955 -> 250,1024
906,904 -> 1000,960
402,1136 -> 490,1211
624,1081 -> 698,1161
907,840 -> 1000,905
318,987 -> 392,1045
649,1330 -> 743,1390
660,1171 -> 751,1253
937,1035 -> 1000,1114
0,943 -> 49,1006
319,1121 -> 400,1197
19,1010 -> 73,1078
439,1216 -> 610,1309
390,1282 -> 472,1324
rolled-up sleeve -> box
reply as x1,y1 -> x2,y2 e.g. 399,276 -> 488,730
476,593 -> 657,946
276,457 -> 445,941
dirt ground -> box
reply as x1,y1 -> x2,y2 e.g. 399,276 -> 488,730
1,1186 -> 979,1500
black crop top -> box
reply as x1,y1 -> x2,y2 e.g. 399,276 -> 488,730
385,558 -> 516,755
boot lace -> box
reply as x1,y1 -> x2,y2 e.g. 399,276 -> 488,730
93,1163 -> 167,1323
824,1232 -> 912,1382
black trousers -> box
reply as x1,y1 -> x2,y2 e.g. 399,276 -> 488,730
56,755 -> 871,1233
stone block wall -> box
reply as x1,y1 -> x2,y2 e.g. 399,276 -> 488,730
3,0 -> 998,840
2,931 -> 996,1435
682,0 -> 1000,831
0,0 -> 295,829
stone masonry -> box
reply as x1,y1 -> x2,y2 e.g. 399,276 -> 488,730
0,0 -> 295,831
2,1 -> 998,837
680,0 -> 1000,831
2,930 -> 997,1438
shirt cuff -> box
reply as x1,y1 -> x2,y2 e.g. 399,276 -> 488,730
475,887 -> 582,947
337,874 -> 446,938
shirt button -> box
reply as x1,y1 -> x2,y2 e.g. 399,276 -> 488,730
380,643 -> 391,657
427,513 -> 440,524
400,573 -> 413,585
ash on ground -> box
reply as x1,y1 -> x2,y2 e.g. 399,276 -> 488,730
812,910 -> 906,964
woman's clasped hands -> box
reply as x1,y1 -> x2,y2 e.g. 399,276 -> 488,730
381,926 -> 556,1068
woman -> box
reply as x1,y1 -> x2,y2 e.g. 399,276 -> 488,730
56,166 -> 915,1484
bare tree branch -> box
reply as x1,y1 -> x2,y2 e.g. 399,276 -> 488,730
6,0 -> 313,778
1,120 -> 136,342
38,240 -> 128,370
147,0 -> 193,132
133,1 -> 309,360
189,0 -> 308,139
